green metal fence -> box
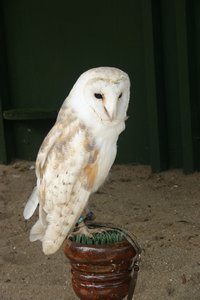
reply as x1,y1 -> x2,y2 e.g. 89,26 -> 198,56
0,0 -> 199,172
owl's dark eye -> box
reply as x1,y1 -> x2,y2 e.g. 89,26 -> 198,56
94,93 -> 103,99
119,93 -> 122,99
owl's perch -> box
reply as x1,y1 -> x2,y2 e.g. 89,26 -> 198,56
64,223 -> 141,300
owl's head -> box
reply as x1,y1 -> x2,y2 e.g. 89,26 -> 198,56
67,67 -> 130,127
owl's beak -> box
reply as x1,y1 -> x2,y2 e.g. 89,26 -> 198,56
103,99 -> 116,121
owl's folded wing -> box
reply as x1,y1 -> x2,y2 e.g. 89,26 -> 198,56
27,110 -> 99,254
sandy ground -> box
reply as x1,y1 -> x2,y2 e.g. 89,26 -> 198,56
0,160 -> 200,300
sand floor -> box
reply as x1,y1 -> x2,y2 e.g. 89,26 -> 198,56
0,161 -> 200,299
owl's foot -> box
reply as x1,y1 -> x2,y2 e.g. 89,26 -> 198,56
69,211 -> 103,239
76,222 -> 106,237
70,220 -> 106,239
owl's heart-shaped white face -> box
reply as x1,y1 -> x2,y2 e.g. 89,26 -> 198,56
83,77 -> 129,122
67,67 -> 130,126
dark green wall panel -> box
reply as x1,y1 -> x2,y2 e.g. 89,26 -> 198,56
1,0 -> 200,172
1,0 -> 149,165
160,0 -> 182,168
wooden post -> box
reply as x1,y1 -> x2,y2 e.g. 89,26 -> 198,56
0,97 -> 7,163
0,3 -> 13,164
175,0 -> 194,173
142,0 -> 168,172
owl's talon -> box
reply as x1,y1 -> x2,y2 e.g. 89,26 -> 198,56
71,221 -> 106,238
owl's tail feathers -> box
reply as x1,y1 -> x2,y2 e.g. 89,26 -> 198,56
42,189 -> 90,255
29,219 -> 46,242
23,187 -> 39,220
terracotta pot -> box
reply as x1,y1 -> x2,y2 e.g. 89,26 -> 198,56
64,237 -> 137,300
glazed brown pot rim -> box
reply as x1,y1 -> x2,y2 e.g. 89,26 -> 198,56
64,238 -> 137,264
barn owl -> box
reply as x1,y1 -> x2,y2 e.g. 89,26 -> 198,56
23,67 -> 130,255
